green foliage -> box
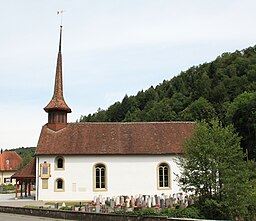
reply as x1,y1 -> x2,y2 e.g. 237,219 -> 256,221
227,92 -> 256,160
123,207 -> 202,219
7,147 -> 35,169
60,207 -> 72,211
2,184 -> 15,191
159,207 -> 203,219
79,45 -> 256,160
182,97 -> 216,122
130,208 -> 157,217
178,119 -> 256,220
23,205 -> 40,209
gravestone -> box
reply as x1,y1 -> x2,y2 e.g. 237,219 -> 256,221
160,199 -> 165,209
95,205 -> 101,213
120,196 -> 125,205
151,196 -> 156,207
110,199 -> 115,209
115,196 -> 120,205
130,196 -> 135,208
102,197 -> 106,205
85,204 -> 90,212
99,194 -> 102,203
125,198 -> 130,208
156,196 -> 161,207
96,197 -> 100,205
142,198 -> 147,208
147,197 -> 152,208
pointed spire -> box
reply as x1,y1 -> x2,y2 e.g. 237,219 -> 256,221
59,25 -> 62,52
44,26 -> 71,113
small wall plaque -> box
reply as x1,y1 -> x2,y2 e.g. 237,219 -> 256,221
40,162 -> 51,179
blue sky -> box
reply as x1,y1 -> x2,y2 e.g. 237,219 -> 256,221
1,0 -> 256,148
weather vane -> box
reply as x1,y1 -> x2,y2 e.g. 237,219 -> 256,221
57,10 -> 64,26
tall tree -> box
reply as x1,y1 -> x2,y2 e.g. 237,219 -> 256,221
182,97 -> 216,122
178,119 -> 256,220
227,92 -> 256,160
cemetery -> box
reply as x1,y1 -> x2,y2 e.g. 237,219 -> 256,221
48,193 -> 200,218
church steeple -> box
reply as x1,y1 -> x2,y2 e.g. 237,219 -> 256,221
44,26 -> 71,131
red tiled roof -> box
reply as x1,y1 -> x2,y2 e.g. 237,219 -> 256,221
35,122 -> 194,155
0,151 -> 22,171
12,158 -> 36,179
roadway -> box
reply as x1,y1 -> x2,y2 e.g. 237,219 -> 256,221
0,193 -> 73,220
0,212 -> 69,221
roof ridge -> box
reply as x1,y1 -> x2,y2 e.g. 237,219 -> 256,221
68,121 -> 195,125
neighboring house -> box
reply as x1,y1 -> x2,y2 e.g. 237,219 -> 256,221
35,26 -> 194,201
0,151 -> 22,185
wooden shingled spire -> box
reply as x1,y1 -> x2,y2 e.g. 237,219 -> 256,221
44,26 -> 71,131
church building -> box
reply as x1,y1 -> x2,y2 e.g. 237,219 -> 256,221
34,26 -> 194,201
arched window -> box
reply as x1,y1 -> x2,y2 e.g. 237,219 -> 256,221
158,163 -> 171,189
55,156 -> 64,170
55,178 -> 64,192
94,163 -> 107,191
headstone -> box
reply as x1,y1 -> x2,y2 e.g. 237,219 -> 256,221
138,197 -> 142,207
160,199 -> 165,209
135,197 -> 140,207
80,207 -> 85,212
156,196 -> 161,207
110,199 -> 115,209
101,205 -> 106,213
122,205 -> 126,213
151,196 -> 156,207
125,198 -> 130,208
115,196 -> 120,205
180,202 -> 186,209
165,199 -> 172,208
120,196 -> 125,205
169,198 -> 174,208
188,197 -> 194,206
99,194 -> 103,203
96,197 -> 100,205
184,195 -> 188,207
147,197 -> 152,208
130,196 -> 135,208
173,195 -> 176,204
142,198 -> 147,208
95,205 -> 101,213
85,204 -> 90,212
114,206 -> 119,213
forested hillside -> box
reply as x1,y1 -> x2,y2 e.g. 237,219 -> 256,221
7,147 -> 35,168
80,46 -> 256,160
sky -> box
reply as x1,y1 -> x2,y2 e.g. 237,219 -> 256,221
1,0 -> 256,149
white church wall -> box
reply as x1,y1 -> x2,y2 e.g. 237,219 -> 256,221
36,155 -> 182,201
